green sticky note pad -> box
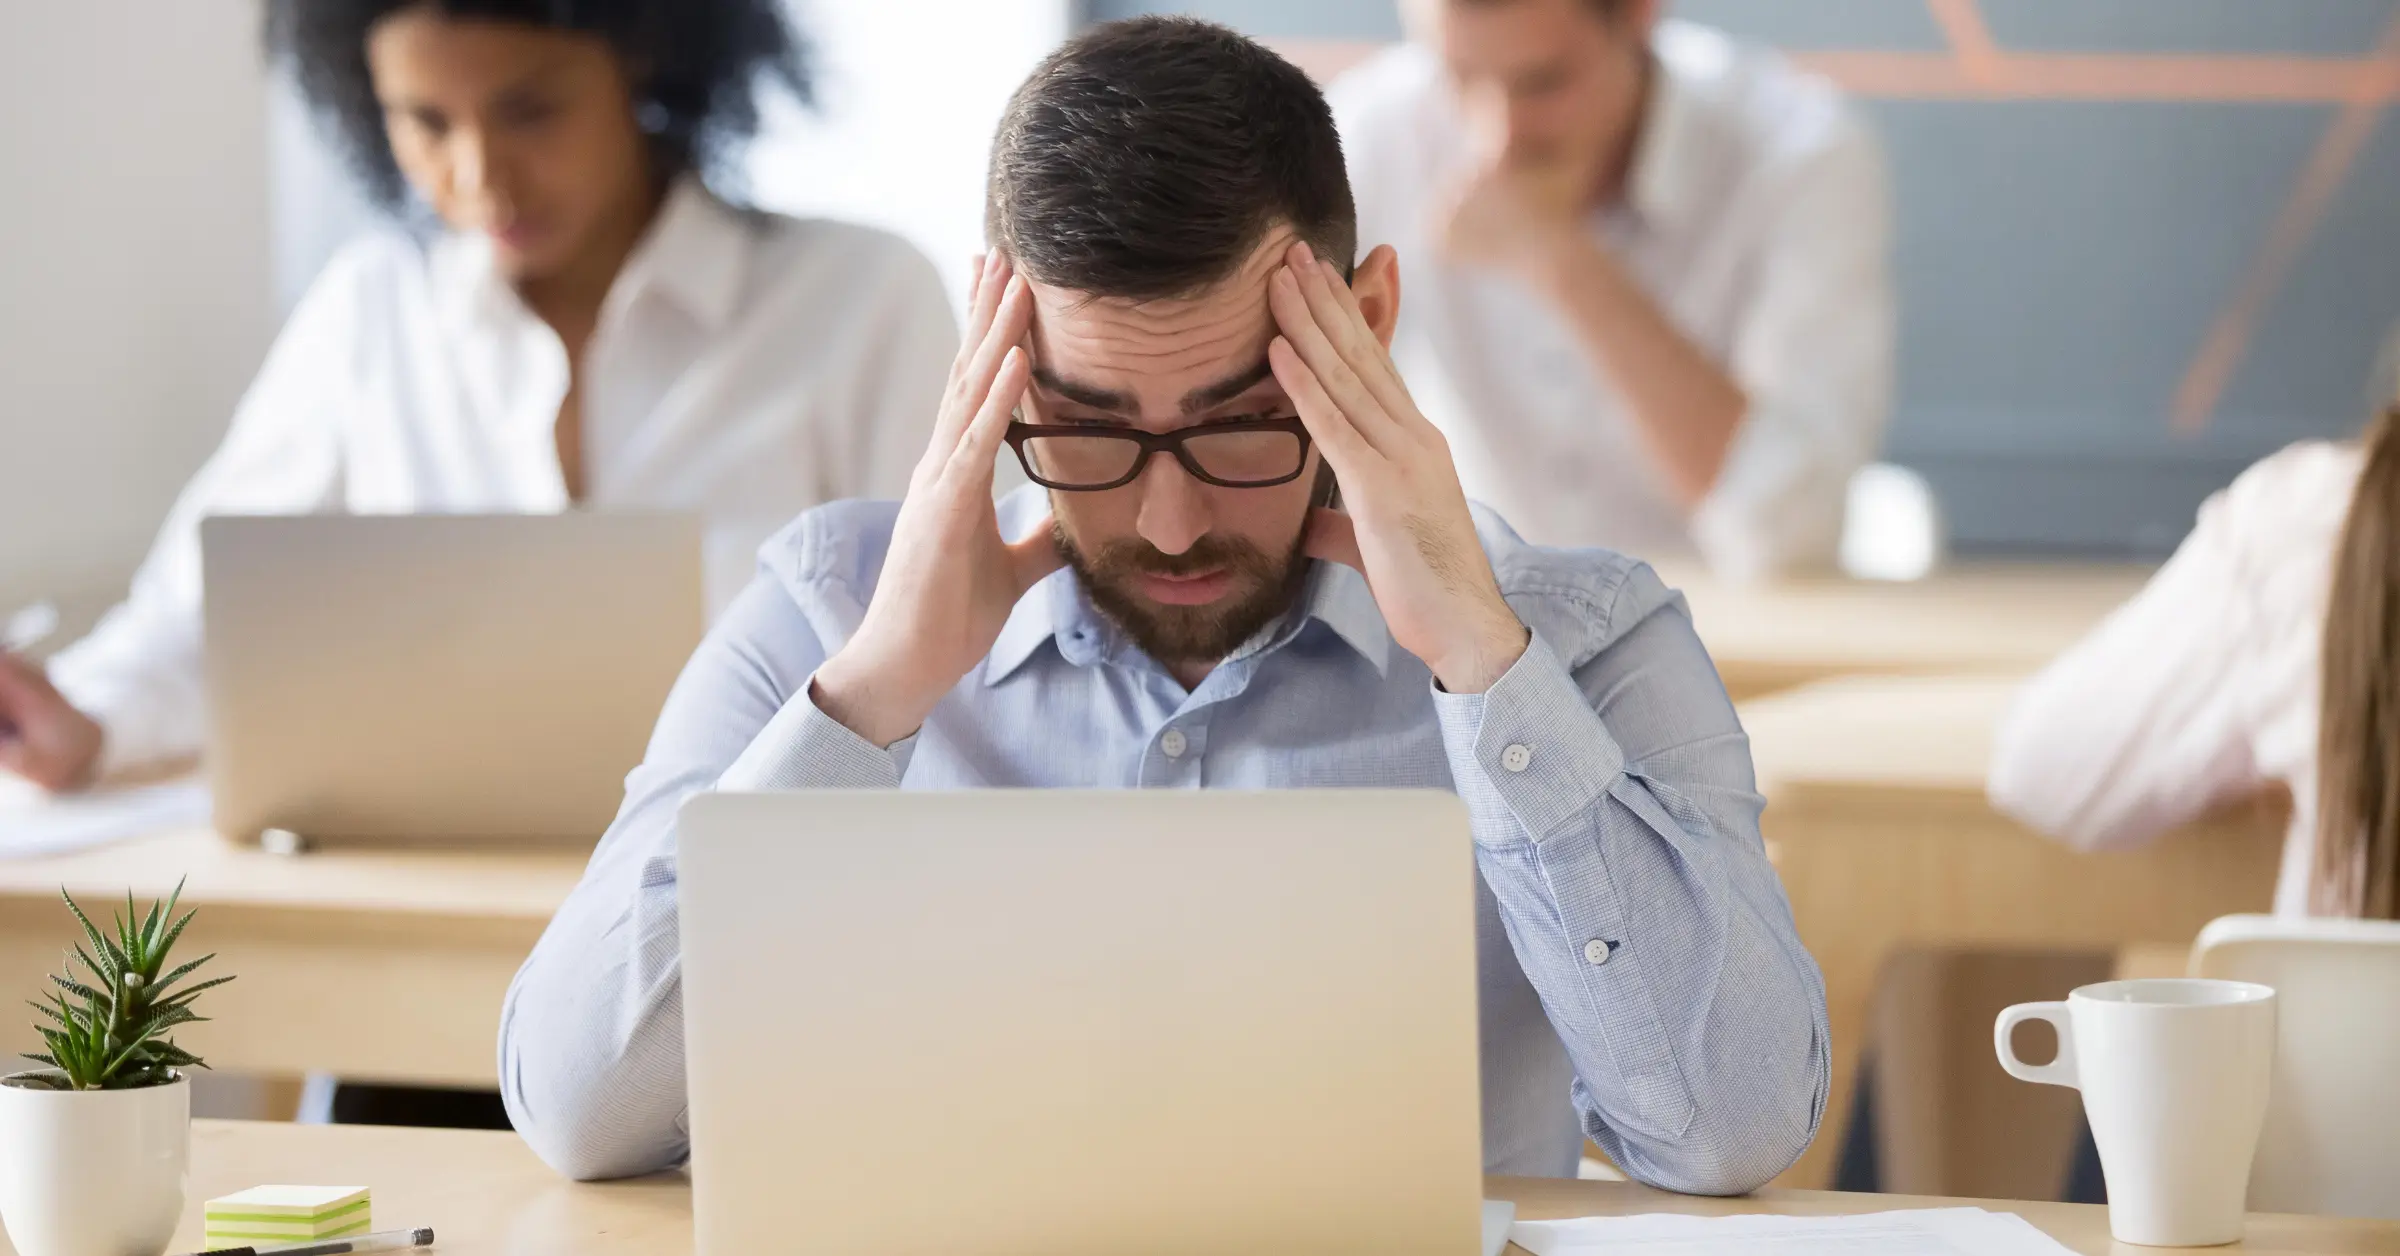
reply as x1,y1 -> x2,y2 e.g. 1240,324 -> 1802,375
205,1185 -> 370,1243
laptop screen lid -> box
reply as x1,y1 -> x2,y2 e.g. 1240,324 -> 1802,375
201,512 -> 701,847
677,789 -> 1485,1255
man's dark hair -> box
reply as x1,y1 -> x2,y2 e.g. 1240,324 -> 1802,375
985,17 -> 1357,301
265,0 -> 811,210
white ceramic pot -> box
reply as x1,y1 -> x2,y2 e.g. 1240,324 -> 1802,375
0,1070 -> 189,1256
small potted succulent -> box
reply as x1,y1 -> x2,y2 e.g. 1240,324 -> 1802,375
0,882 -> 231,1256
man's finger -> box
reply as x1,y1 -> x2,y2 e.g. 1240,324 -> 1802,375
948,345 -> 1032,483
956,252 -> 1015,371
1269,267 -> 1400,449
1309,256 -> 1422,431
1289,242 -> 1381,366
1289,245 -> 1411,417
1269,336 -> 1379,472
1302,507 -> 1365,574
934,276 -> 1033,452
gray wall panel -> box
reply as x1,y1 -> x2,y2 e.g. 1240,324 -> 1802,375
1668,0 -> 1948,51
2217,115 -> 2400,430
1985,0 -> 2396,56
1872,101 -> 2324,421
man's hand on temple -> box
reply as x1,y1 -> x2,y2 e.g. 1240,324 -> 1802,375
809,253 -> 1064,747
1438,156 -> 1587,282
1267,241 -> 1530,695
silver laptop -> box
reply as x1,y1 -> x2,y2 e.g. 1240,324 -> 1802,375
200,513 -> 703,848
678,790 -> 1487,1255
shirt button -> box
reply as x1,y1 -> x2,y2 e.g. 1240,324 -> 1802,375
1584,939 -> 1614,967
1500,743 -> 1534,773
1160,729 -> 1189,759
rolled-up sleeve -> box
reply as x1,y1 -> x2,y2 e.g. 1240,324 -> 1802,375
500,568 -> 899,1180
1434,587 -> 1829,1194
1691,116 -> 1895,580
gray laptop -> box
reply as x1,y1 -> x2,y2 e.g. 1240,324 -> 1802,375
677,789 -> 1487,1255
200,512 -> 702,847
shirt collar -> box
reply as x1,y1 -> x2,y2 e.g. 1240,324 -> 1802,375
603,174 -> 749,331
981,556 -> 1393,687
429,173 -> 749,333
1294,560 -> 1392,676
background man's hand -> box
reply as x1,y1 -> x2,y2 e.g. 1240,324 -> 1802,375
0,654 -> 103,790
1268,242 -> 1530,694
809,254 -> 1064,746
1438,158 -> 1586,280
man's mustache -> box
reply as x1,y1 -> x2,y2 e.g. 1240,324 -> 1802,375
1085,536 -> 1276,580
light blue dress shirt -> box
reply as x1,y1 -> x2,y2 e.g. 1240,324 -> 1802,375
500,487 -> 1830,1193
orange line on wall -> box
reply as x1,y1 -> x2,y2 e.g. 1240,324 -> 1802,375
2172,11 -> 2400,432
1265,38 -> 2400,104
1267,38 -> 1384,84
1792,50 -> 2400,103
1924,0 -> 2005,86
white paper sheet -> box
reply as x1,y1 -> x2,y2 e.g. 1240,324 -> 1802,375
1483,1200 -> 1516,1256
1510,1207 -> 2079,1256
0,776 -> 210,857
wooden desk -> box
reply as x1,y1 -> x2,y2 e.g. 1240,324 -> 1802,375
0,830 -> 584,1087
1740,673 -> 2287,1189
1657,562 -> 2152,701
57,1121 -> 2397,1256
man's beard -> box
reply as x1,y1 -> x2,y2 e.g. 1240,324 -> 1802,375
1053,523 -> 1313,668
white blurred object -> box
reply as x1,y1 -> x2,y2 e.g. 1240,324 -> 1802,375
2,602 -> 57,654
1511,1207 -> 2074,1256
0,775 -> 210,856
2193,914 -> 2400,1219
1840,462 -> 1945,582
751,0 -> 1075,320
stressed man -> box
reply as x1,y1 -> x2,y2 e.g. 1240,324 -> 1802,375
501,18 -> 1829,1194
1333,0 -> 1894,575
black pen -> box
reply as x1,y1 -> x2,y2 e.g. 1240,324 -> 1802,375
172,1225 -> 434,1256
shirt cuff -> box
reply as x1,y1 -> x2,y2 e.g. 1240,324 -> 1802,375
715,674 -> 914,791
1431,629 -> 1626,844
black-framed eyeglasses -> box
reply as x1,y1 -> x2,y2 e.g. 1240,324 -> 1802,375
1006,418 -> 1313,491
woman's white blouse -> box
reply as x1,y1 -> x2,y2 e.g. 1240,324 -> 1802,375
50,178 -> 957,778
1989,441 -> 2364,917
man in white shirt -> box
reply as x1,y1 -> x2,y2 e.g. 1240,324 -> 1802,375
1332,0 -> 1894,576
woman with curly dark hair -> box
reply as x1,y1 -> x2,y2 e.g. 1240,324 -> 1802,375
0,1 -> 955,801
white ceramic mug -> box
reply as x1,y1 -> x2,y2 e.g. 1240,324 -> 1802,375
1996,978 -> 2275,1247
0,1071 -> 189,1256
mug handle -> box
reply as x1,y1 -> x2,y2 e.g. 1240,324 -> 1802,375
1994,1001 -> 2079,1089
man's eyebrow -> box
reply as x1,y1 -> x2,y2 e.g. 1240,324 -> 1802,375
1179,358 -> 1275,415
1030,366 -> 1133,413
1028,356 -> 1277,418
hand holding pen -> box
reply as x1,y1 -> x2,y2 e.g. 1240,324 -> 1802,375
0,601 -> 104,790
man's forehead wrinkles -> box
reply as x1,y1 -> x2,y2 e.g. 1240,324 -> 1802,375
1021,227 -> 1302,423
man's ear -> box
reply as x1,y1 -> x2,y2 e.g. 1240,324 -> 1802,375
1353,243 -> 1403,350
